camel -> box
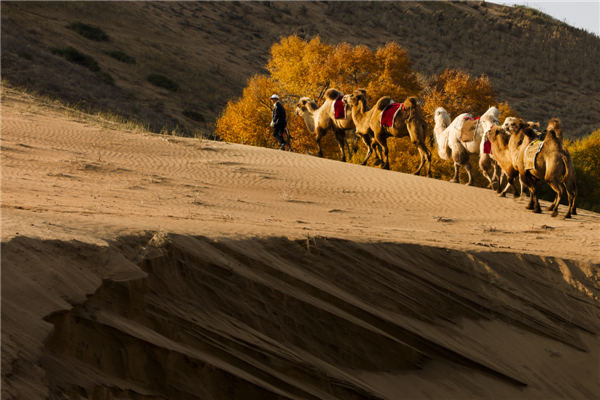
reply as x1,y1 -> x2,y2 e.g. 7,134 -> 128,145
498,117 -> 553,196
346,89 -> 432,176
295,88 -> 354,162
510,120 -> 577,218
486,125 -> 521,197
341,89 -> 387,166
433,106 -> 500,186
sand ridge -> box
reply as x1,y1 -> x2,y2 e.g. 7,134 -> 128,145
1,89 -> 599,262
1,89 -> 600,399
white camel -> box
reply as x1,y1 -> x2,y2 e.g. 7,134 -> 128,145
433,106 -> 500,186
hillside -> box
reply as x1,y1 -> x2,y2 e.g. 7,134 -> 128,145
2,85 -> 600,399
2,1 -> 599,138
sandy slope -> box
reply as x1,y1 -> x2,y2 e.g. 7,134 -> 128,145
2,89 -> 599,399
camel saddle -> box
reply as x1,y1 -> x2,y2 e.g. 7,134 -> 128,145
523,140 -> 544,170
460,116 -> 480,142
381,103 -> 404,127
333,96 -> 346,119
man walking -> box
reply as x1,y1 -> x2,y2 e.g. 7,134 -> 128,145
269,94 -> 288,150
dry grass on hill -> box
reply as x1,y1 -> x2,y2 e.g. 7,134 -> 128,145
2,1 -> 599,137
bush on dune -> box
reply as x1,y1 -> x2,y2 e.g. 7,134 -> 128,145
566,130 -> 600,212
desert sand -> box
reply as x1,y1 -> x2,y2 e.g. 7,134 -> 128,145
2,88 -> 599,399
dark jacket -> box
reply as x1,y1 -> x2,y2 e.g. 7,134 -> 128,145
272,101 -> 287,128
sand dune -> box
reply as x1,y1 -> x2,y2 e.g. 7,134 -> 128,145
2,89 -> 599,399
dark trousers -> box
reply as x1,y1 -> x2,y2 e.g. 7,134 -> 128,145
273,125 -> 286,146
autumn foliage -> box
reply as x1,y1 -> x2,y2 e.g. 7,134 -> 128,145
217,35 -> 514,164
215,35 -> 600,210
216,36 -> 424,156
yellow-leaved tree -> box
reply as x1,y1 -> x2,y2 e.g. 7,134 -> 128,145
216,36 -> 516,180
217,35 -> 426,159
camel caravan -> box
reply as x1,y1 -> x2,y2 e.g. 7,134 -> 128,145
294,88 -> 577,218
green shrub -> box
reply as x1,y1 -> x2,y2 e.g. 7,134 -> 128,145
183,110 -> 205,122
567,130 -> 600,212
105,50 -> 136,64
147,74 -> 178,91
67,22 -> 109,41
51,47 -> 99,72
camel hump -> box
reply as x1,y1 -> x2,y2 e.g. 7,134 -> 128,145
403,97 -> 421,120
403,96 -> 418,108
325,88 -> 342,101
376,97 -> 393,111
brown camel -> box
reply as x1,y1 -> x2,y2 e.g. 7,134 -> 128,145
348,89 -> 432,176
487,125 -> 520,198
339,89 -> 384,166
511,121 -> 577,218
295,88 -> 354,162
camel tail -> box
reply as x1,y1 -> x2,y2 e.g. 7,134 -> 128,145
376,97 -> 393,111
561,154 -> 574,184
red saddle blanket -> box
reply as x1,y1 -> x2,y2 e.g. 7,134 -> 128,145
381,103 -> 404,127
483,139 -> 492,154
333,97 -> 346,119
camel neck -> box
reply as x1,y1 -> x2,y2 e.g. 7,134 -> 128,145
301,110 -> 316,133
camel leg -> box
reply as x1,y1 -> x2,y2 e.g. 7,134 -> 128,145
494,164 -> 502,193
520,176 -> 530,198
547,181 -> 563,217
479,155 -> 494,189
564,182 -> 576,218
522,175 -> 535,210
413,149 -> 425,175
315,127 -> 326,158
546,182 -> 561,213
450,163 -> 460,183
499,175 -> 514,198
413,143 -> 431,177
528,182 -> 542,213
360,135 -> 374,165
529,186 -> 542,214
497,172 -> 506,196
344,134 -> 353,159
489,162 -> 501,192
464,162 -> 473,186
381,140 -> 390,170
334,130 -> 347,162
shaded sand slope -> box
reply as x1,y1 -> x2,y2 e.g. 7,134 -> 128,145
2,235 -> 599,399
1,89 -> 599,398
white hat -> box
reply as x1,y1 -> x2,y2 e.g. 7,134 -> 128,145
270,94 -> 279,100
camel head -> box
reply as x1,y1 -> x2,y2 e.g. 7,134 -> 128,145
546,118 -> 562,140
348,89 -> 368,108
295,97 -> 318,116
546,118 -> 560,132
502,116 -> 521,134
341,94 -> 352,108
487,125 -> 508,143
433,107 -> 451,129
528,121 -> 541,130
